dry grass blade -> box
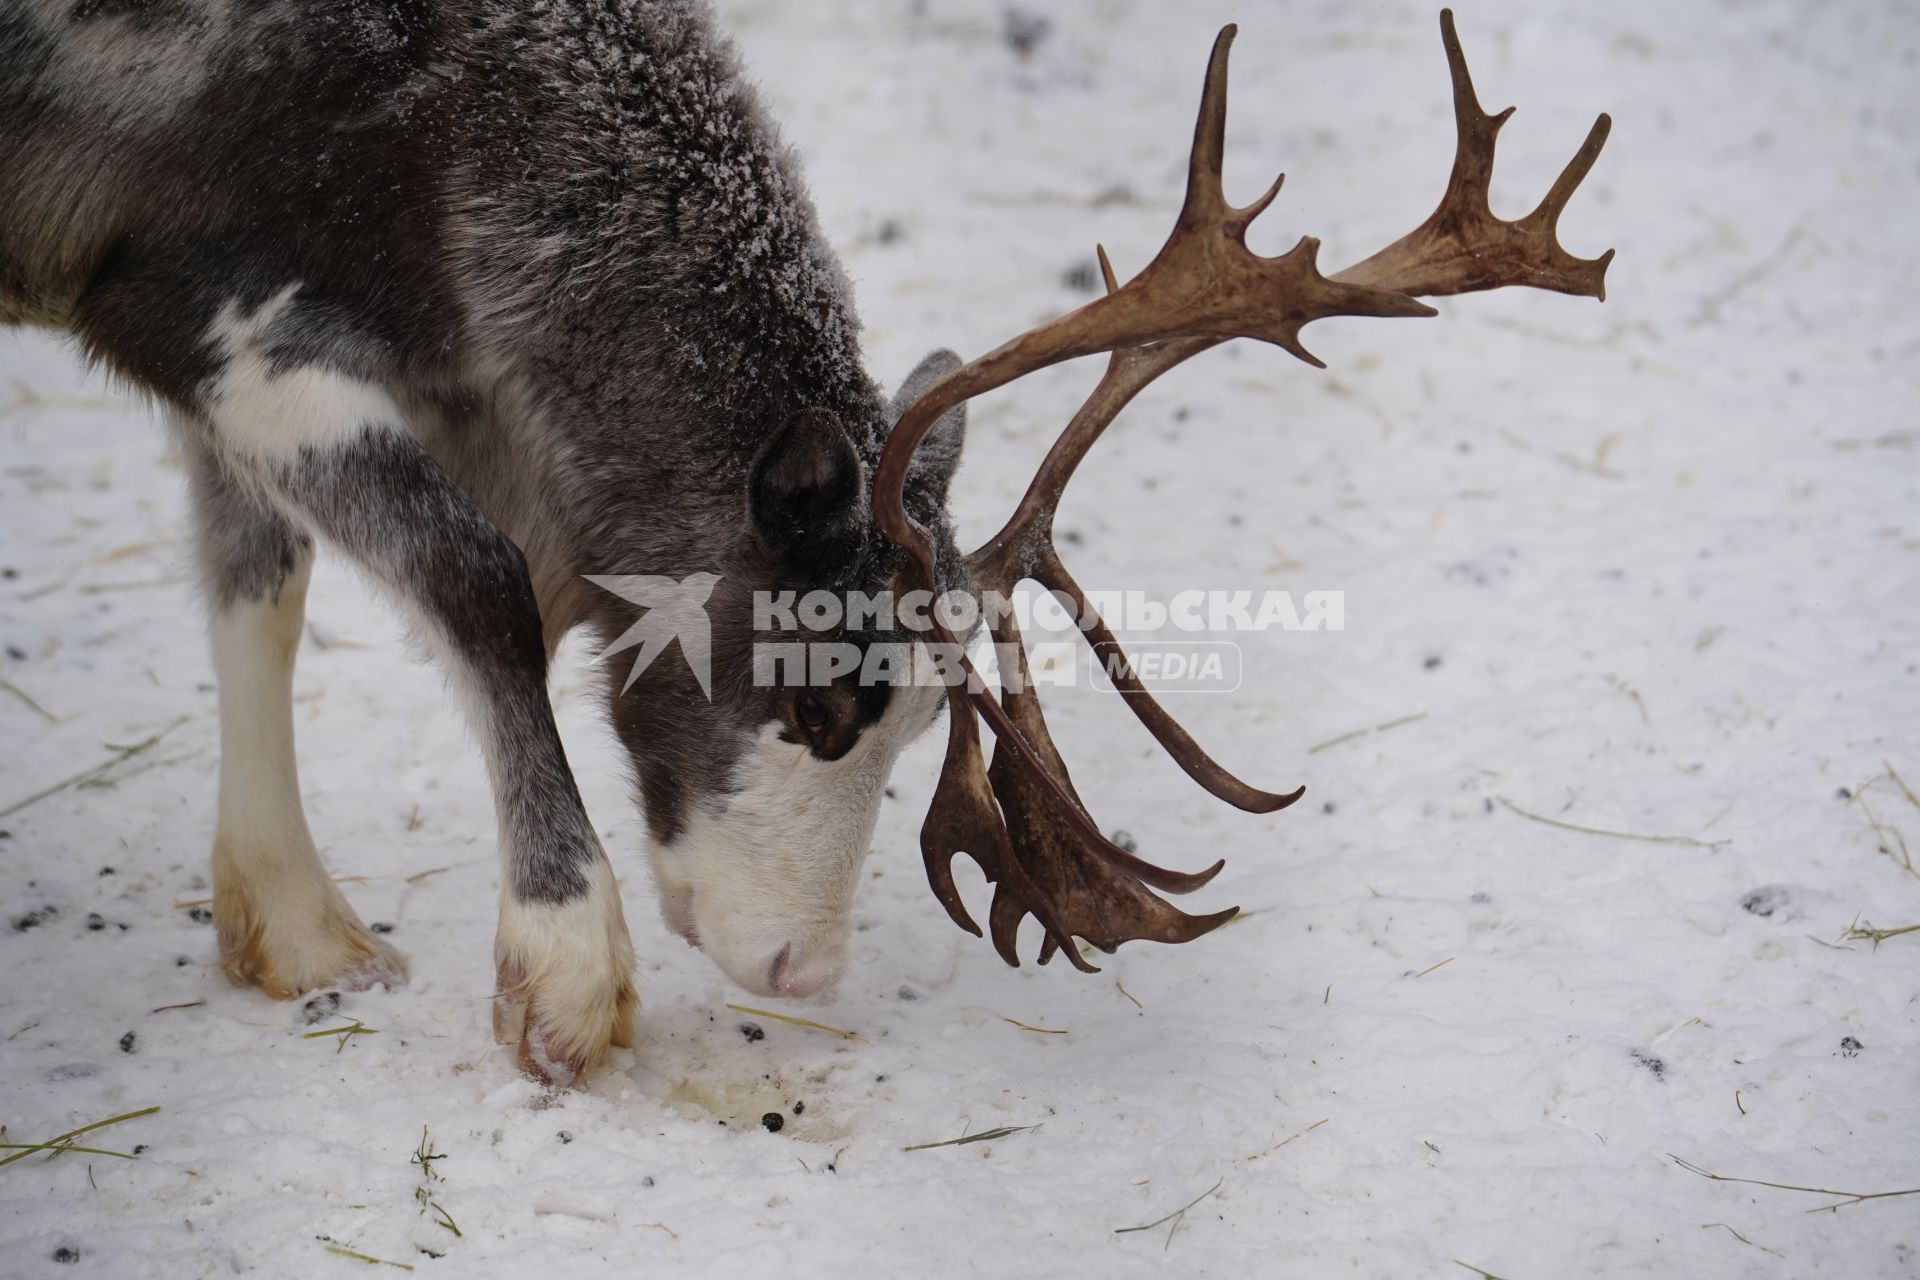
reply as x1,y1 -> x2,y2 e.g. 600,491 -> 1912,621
902,1124 -> 1036,1152
1115,1177 -> 1223,1251
725,1003 -> 868,1043
0,1106 -> 159,1168
1496,796 -> 1729,849
1883,762 -> 1920,811
322,1243 -> 414,1271
0,1143 -> 137,1160
1670,1154 -> 1920,1212
1412,956 -> 1455,978
412,1126 -> 460,1237
0,679 -> 60,723
1841,919 -> 1920,948
1242,1118 -> 1328,1163
1849,788 -> 1916,878
1307,712 -> 1427,755
1002,1016 -> 1068,1035
1454,1264 -> 1511,1280
1701,1222 -> 1782,1256
0,719 -> 187,818
303,1019 -> 378,1053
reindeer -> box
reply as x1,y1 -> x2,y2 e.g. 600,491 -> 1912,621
1,2 -> 1611,1086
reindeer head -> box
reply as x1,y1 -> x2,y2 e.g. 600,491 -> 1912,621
603,354 -> 970,1000
611,8 -> 1612,998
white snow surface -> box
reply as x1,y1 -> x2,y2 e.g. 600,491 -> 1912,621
3,1 -> 1917,1276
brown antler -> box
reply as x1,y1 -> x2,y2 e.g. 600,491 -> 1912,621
874,9 -> 1612,969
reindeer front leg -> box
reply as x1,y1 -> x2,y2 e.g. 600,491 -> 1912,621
109,281 -> 636,1085
186,444 -> 406,997
264,423 -> 637,1086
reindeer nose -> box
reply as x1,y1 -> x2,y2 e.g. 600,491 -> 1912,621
766,942 -> 828,999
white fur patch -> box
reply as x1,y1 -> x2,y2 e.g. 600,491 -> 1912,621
202,285 -> 404,461
647,681 -> 943,997
493,854 -> 636,1078
210,560 -> 403,992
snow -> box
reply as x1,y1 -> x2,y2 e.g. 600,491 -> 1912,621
3,1 -> 1917,1276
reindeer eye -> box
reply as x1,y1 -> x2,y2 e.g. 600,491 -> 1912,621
794,691 -> 829,735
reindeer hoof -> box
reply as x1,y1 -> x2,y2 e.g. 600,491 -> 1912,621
493,958 -> 638,1088
215,880 -> 409,1001
492,867 -> 639,1088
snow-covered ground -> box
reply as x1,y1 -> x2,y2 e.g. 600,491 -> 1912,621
4,1 -> 1917,1275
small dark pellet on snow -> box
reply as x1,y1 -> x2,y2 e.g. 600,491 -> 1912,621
1109,830 -> 1138,854
99,866 -> 115,876
1840,1036 -> 1864,1057
1835,787 -> 1852,800
133,1145 -> 147,1155
738,1022 -> 764,1042
52,1247 -> 79,1264
897,985 -> 918,1001
1424,655 -> 1443,669
119,1031 -> 136,1053
86,913 -> 105,931
187,906 -> 213,925
792,1101 -> 805,1115
641,1176 -> 654,1188
1001,8 -> 1051,58
174,955 -> 190,967
1323,802 -> 1337,815
1741,886 -> 1793,919
557,1131 -> 573,1144
14,906 -> 54,931
6,643 -> 26,661
370,922 -> 394,934
301,992 -> 342,1024
761,1112 -> 784,1133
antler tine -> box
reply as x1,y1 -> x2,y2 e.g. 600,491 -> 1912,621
1179,26 -> 1236,225
1437,7 -> 1511,212
1333,8 -> 1614,300
874,13 -> 1616,972
1181,27 -> 1288,239
1530,114 -> 1614,266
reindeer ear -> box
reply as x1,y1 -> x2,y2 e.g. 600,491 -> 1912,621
890,349 -> 967,510
749,409 -> 867,567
